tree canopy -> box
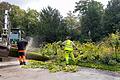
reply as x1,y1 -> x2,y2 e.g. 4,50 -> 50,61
103,0 -> 120,35
75,0 -> 104,42
0,0 -> 119,43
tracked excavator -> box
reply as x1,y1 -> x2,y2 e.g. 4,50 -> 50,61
0,10 -> 21,57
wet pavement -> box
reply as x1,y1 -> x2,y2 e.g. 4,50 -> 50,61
0,58 -> 120,80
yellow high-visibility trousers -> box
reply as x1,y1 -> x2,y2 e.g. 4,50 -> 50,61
65,50 -> 75,64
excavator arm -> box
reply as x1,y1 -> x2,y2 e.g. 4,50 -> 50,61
0,10 -> 21,57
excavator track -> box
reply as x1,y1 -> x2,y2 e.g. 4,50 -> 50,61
0,44 -> 9,57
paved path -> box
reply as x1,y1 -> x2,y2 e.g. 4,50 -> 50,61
0,58 -> 120,80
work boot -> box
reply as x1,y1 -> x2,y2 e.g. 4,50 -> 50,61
23,62 -> 26,65
66,61 -> 69,65
20,62 -> 23,65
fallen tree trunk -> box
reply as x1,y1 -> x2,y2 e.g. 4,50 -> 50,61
9,48 -> 49,61
26,52 -> 49,61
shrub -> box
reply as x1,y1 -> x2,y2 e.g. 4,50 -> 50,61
22,33 -> 120,72
108,60 -> 117,65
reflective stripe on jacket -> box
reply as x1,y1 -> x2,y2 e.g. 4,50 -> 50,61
18,50 -> 25,52
64,40 -> 73,51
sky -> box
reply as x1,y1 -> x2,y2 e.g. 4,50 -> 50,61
1,0 -> 110,17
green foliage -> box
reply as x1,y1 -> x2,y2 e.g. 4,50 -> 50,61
64,11 -> 79,30
22,60 -> 78,73
38,42 -> 65,61
64,11 -> 81,40
0,2 -> 11,33
108,60 -> 117,65
38,6 -> 66,42
23,40 -> 120,72
30,35 -> 120,65
0,0 -> 119,43
75,0 -> 104,42
75,42 -> 110,64
10,5 -> 26,28
1,1 -> 120,72
23,9 -> 40,36
109,33 -> 120,50
22,33 -> 120,72
104,33 -> 120,61
103,0 -> 120,35
78,62 -> 120,72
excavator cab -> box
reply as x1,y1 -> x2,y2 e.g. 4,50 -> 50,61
9,28 -> 21,48
0,28 -> 21,57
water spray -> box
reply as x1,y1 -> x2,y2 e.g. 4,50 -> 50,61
25,37 -> 33,53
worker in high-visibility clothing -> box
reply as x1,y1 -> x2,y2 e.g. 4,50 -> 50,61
62,36 -> 77,64
17,38 -> 28,65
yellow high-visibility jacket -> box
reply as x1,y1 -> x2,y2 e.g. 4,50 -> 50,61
64,39 -> 73,51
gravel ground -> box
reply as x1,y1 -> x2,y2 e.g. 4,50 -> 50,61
0,60 -> 120,80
